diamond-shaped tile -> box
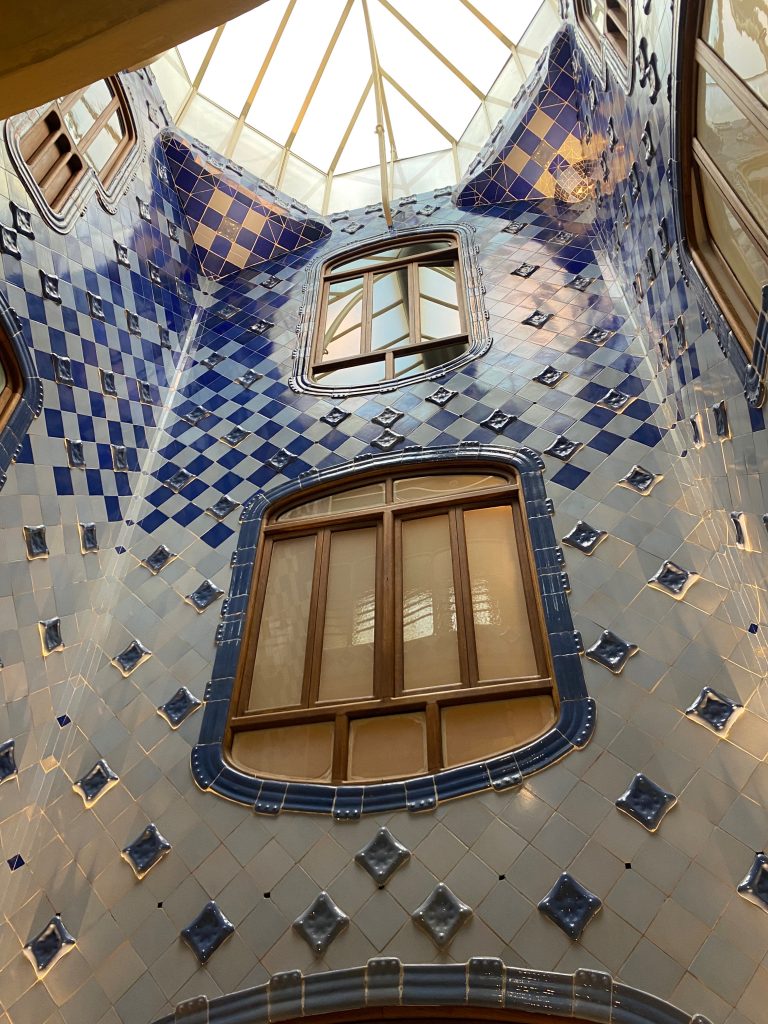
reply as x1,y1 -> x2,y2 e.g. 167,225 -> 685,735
685,686 -> 743,735
268,448 -> 295,471
185,579 -> 224,613
23,524 -> 48,559
599,388 -> 632,411
79,523 -> 98,553
293,892 -> 349,955
585,630 -> 638,674
0,738 -> 17,784
23,916 -> 76,975
52,354 -> 74,386
544,435 -> 583,461
65,439 -> 85,469
112,639 -> 151,676
158,687 -> 202,728
481,409 -> 517,434
426,386 -> 457,407
165,468 -> 195,493
538,873 -> 601,940
616,773 -> 677,831
511,263 -> 539,278
221,426 -> 251,447
567,274 -> 594,292
372,407 -> 403,428
533,365 -> 565,387
582,325 -> 612,344
619,465 -> 662,494
121,823 -> 172,879
73,760 -> 119,806
523,309 -> 552,329
112,445 -> 128,472
39,618 -> 64,655
647,560 -> 698,598
201,352 -> 226,369
236,368 -> 263,388
738,853 -> 768,911
412,883 -> 472,949
181,901 -> 234,964
206,495 -> 240,520
100,369 -> 117,397
355,827 -> 411,885
372,429 -> 405,451
320,406 -> 350,427
562,520 -> 607,555
182,405 -> 212,426
141,545 -> 176,574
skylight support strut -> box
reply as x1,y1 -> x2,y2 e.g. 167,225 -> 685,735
176,24 -> 225,123
224,0 -> 297,158
362,0 -> 392,226
322,75 -> 373,214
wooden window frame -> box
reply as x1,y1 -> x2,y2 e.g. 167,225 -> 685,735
0,325 -> 23,434
575,0 -> 629,66
226,463 -> 555,785
17,77 -> 135,214
679,5 -> 768,354
310,232 -> 469,384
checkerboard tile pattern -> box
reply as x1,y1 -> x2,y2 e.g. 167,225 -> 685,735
0,11 -> 767,1024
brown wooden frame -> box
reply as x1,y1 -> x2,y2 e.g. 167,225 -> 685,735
226,463 -> 555,784
19,77 -> 135,213
295,1006 -> 585,1024
311,232 -> 469,383
574,0 -> 628,65
0,324 -> 23,434
679,4 -> 768,353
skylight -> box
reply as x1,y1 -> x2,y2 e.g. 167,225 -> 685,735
152,0 -> 560,213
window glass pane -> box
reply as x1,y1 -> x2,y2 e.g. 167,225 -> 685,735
322,277 -> 364,361
334,238 -> 452,273
393,340 -> 468,379
278,483 -> 386,521
318,528 -> 377,702
347,712 -> 427,781
703,0 -> 768,108
698,164 -> 767,319
464,505 -> 538,681
314,359 -> 386,387
0,361 -> 6,393
582,0 -> 605,31
248,535 -> 315,710
441,696 -> 556,767
84,111 -> 125,173
401,514 -> 461,691
393,473 -> 508,503
697,71 -> 768,226
419,264 -> 462,341
63,80 -> 113,142
231,722 -> 334,781
371,269 -> 410,350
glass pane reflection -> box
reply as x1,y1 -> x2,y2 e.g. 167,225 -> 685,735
393,340 -> 467,379
335,238 -> 452,274
419,263 -> 461,341
703,0 -> 768,107
323,277 -> 364,360
371,270 -> 410,350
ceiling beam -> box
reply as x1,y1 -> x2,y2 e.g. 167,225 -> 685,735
381,70 -> 457,144
176,24 -> 225,123
456,0 -> 514,49
362,0 -> 392,226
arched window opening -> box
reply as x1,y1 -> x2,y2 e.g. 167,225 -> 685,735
0,324 -> 23,434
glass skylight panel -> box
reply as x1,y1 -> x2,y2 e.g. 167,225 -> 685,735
334,92 -> 381,175
178,27 -> 217,82
198,2 -> 292,117
245,0 -> 347,145
476,0 -> 542,44
378,86 -> 450,161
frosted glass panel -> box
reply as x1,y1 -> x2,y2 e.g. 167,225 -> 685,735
402,515 -> 460,690
704,0 -> 768,107
464,506 -> 538,680
699,167 -> 767,321
347,713 -> 427,780
249,535 -> 315,710
419,264 -> 461,341
278,483 -> 386,521
318,528 -> 377,701
371,270 -> 410,350
698,72 -> 768,227
393,474 -> 507,503
442,696 -> 555,767
322,277 -> 364,360
231,722 -> 334,781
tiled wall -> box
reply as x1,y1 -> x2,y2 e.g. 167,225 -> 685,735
1,7 -> 768,1024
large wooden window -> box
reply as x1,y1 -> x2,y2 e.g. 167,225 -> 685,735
682,1 -> 768,351
227,467 -> 556,785
19,78 -> 134,212
575,0 -> 629,65
0,326 -> 22,433
311,234 -> 469,388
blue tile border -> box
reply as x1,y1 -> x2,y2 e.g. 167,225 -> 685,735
0,291 -> 43,491
192,442 -> 592,815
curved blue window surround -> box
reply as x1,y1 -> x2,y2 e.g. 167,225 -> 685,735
0,292 -> 42,492
192,442 -> 593,817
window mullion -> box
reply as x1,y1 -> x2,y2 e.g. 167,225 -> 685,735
361,271 -> 373,355
425,701 -> 442,773
409,259 -> 420,345
331,712 -> 349,784
692,140 -> 768,264
79,96 -> 120,155
304,528 -> 331,707
695,41 -> 768,142
449,505 -> 478,687
385,508 -> 399,699
511,500 -> 550,680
